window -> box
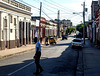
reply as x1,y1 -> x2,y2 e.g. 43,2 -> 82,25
2,30 -> 3,39
10,29 -> 13,33
4,19 -> 7,27
10,15 -> 13,23
14,18 -> 16,25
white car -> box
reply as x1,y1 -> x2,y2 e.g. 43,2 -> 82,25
71,38 -> 83,48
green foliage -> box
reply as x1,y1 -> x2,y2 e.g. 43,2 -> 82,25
76,23 -> 83,33
76,22 -> 88,34
66,27 -> 76,34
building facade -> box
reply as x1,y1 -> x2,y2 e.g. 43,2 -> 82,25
87,0 -> 100,46
31,16 -> 57,44
95,8 -> 100,46
0,0 -> 32,50
91,1 -> 99,43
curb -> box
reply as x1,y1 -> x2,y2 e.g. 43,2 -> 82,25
0,48 -> 35,59
0,37 -> 65,60
0,42 -> 53,59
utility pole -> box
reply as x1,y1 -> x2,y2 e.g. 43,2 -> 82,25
83,2 -> 85,44
57,10 -> 60,38
39,2 -> 42,40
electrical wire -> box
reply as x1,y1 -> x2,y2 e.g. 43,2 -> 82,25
42,6 -> 57,14
42,2 -> 73,15
18,0 -> 40,10
42,0 -> 76,13
18,0 -> 56,20
50,0 -> 76,11
33,0 -> 74,15
17,0 -> 83,25
42,8 -> 54,20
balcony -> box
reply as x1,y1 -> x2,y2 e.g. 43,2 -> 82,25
1,0 -> 31,12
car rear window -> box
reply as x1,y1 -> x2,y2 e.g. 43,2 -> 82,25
73,39 -> 82,42
50,37 -> 53,39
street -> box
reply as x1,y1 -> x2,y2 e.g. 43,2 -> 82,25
0,0 -> 99,76
0,36 -> 83,76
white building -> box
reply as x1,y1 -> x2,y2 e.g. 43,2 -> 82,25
0,0 -> 32,50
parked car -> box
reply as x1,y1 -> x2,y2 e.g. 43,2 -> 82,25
62,35 -> 67,40
71,38 -> 83,48
49,36 -> 57,44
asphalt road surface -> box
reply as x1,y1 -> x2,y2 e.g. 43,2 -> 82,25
0,35 -> 83,76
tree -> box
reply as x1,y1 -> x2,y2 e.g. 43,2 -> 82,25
66,27 -> 76,34
76,23 -> 83,33
76,22 -> 88,37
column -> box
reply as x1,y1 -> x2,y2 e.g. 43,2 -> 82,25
0,12 -> 1,41
29,23 -> 32,44
1,12 -> 5,50
17,16 -> 20,47
6,14 -> 10,49
24,20 -> 26,45
21,22 -> 23,45
26,22 -> 29,44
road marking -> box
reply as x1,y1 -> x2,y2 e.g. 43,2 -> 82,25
8,61 -> 35,76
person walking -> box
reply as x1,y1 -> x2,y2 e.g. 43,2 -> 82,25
33,38 -> 44,74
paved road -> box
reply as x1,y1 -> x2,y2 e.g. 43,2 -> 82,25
0,36 -> 83,76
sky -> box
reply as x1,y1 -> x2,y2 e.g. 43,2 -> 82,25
17,0 -> 93,26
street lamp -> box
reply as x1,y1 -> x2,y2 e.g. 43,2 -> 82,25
73,12 -> 83,17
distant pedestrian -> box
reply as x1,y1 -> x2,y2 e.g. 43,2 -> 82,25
45,36 -> 48,45
33,38 -> 44,74
34,37 -> 37,43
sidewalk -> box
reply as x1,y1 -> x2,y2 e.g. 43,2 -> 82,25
0,44 -> 35,59
0,38 -> 62,59
83,39 -> 100,76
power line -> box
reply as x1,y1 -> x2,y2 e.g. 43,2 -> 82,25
42,8 -> 54,20
42,0 -> 76,13
42,6 -> 57,14
18,0 -> 55,20
18,0 -> 40,10
32,0 -> 59,15
33,0 -> 74,15
43,2 -> 73,15
50,0 -> 73,10
18,0 -> 80,22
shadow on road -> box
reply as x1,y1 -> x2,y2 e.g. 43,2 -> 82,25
0,41 -> 82,76
50,43 -> 71,47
